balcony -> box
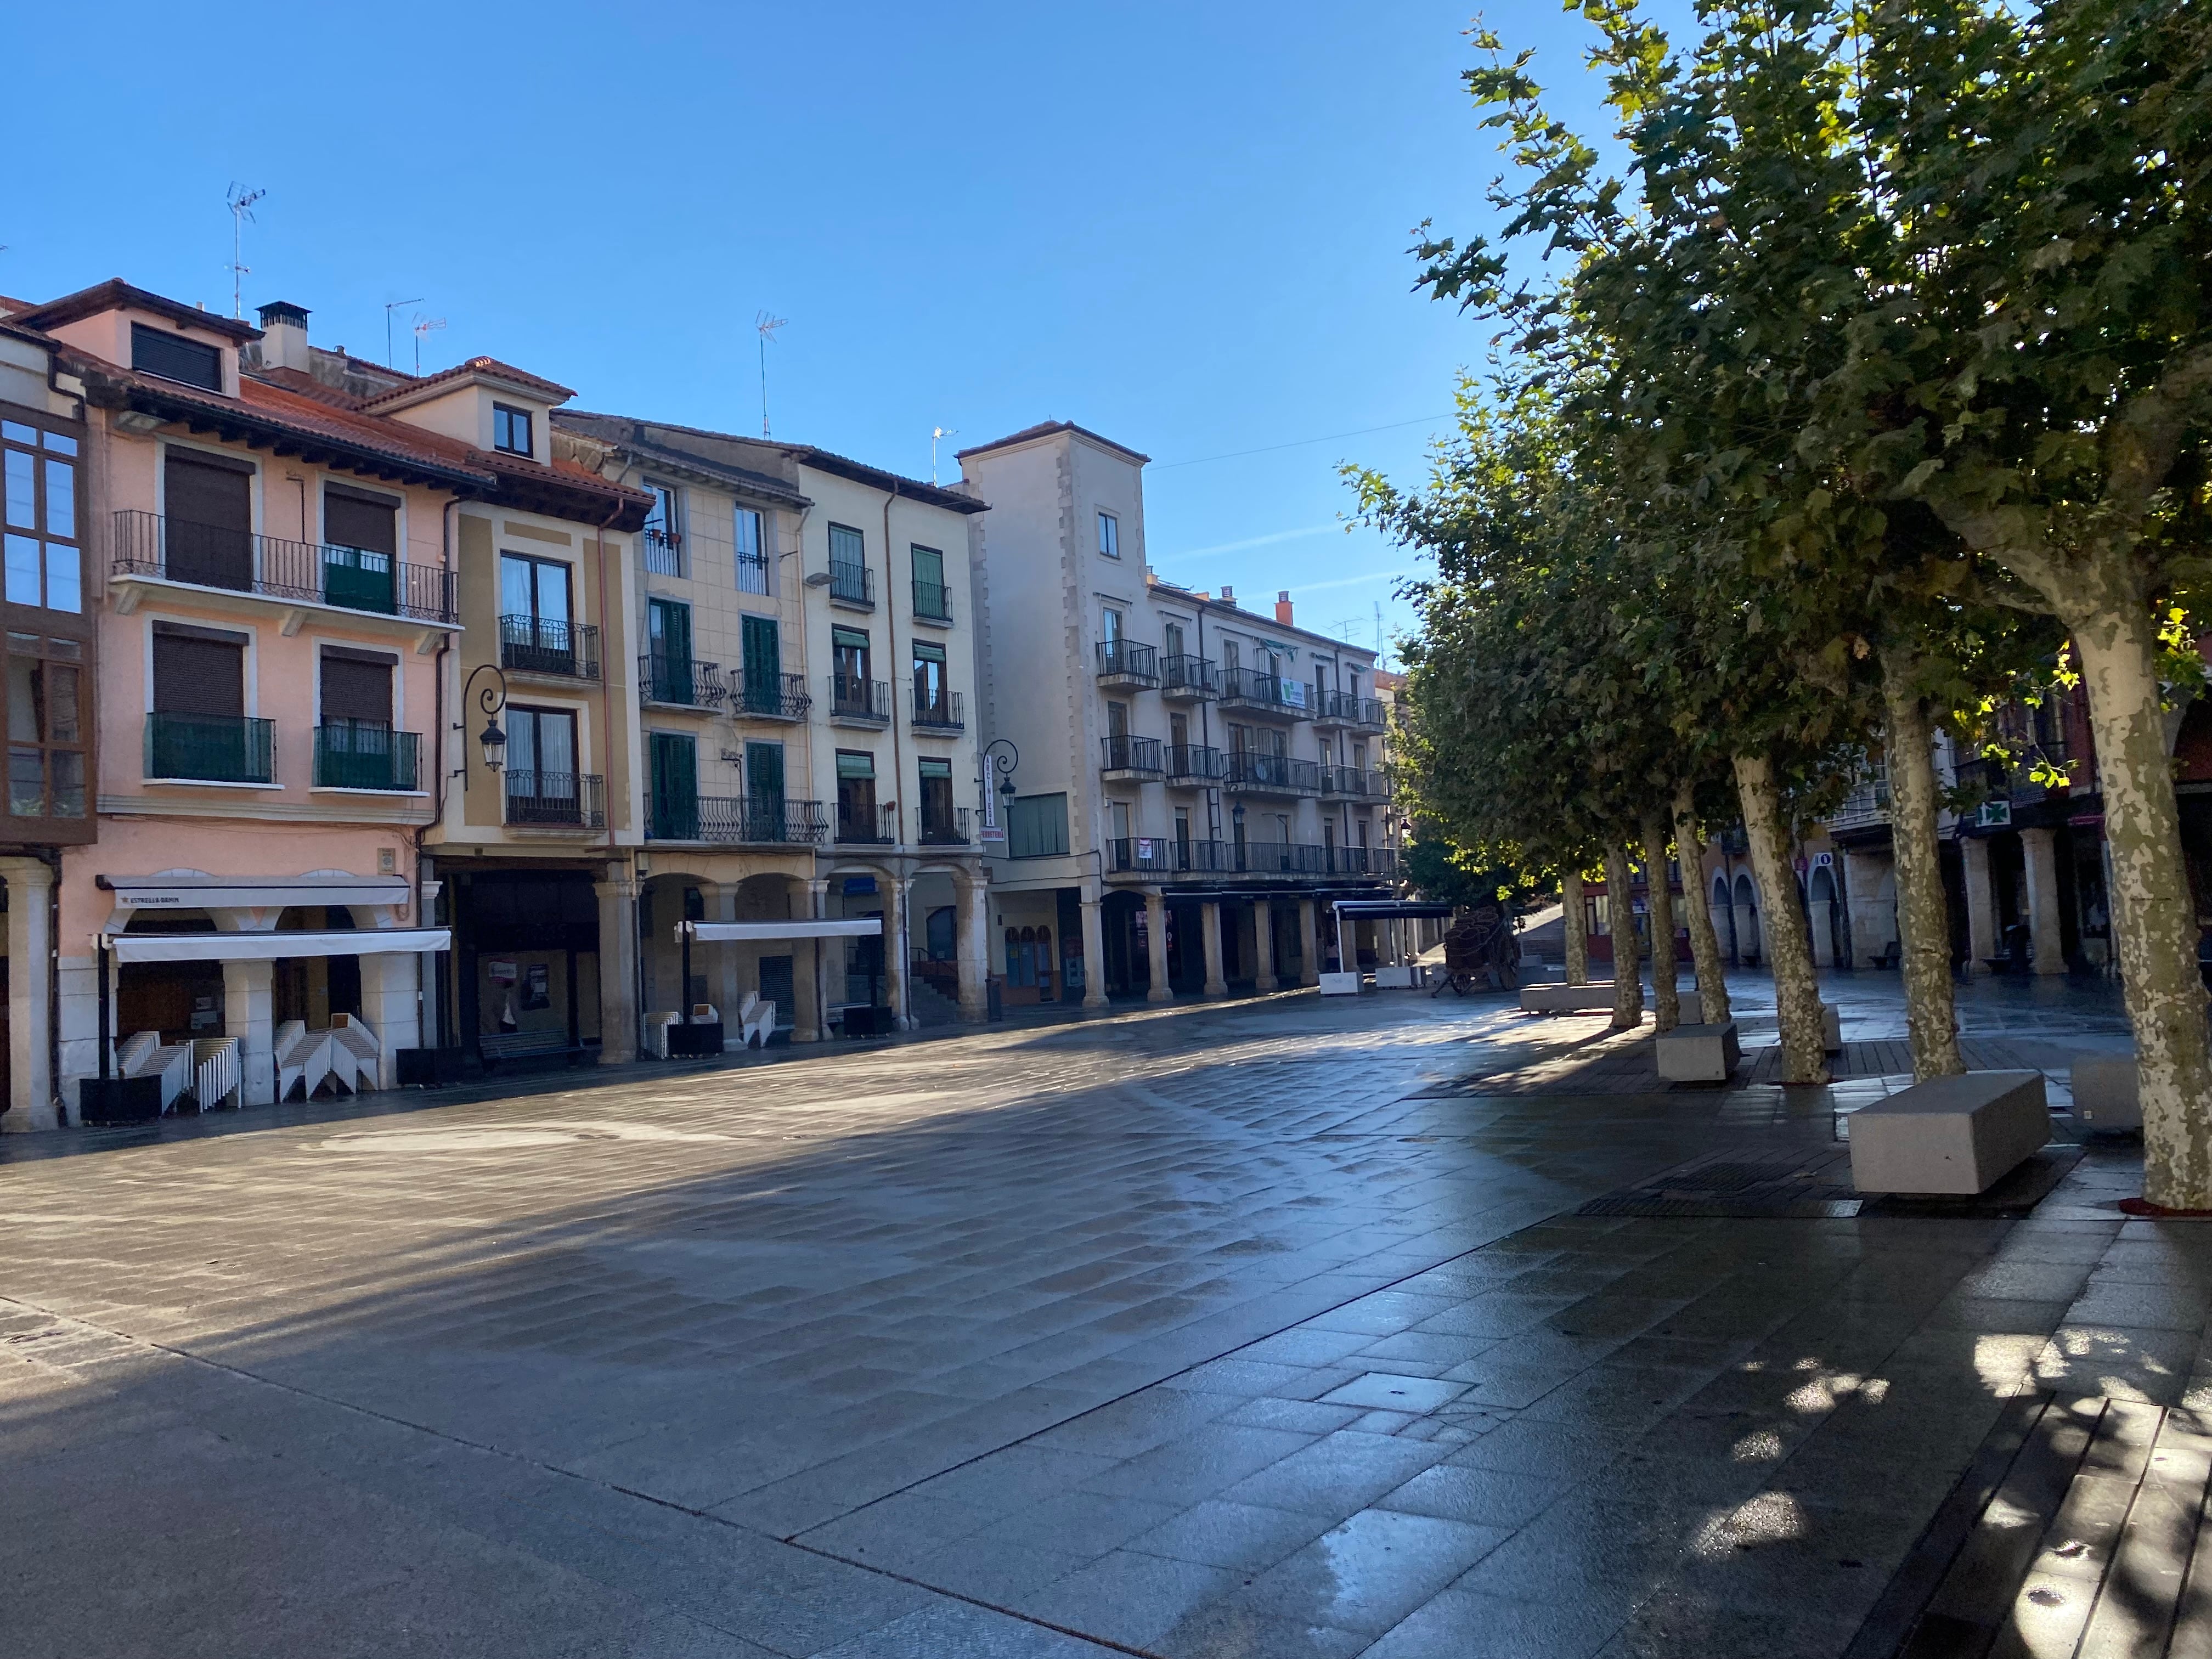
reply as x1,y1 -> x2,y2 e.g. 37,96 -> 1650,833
912,688 -> 965,731
730,671 -> 811,721
1102,837 -> 1393,881
1828,777 -> 1892,833
1327,844 -> 1397,877
912,578 -> 952,623
652,795 -> 828,845
1218,667 -> 1308,720
837,802 -> 897,845
1322,765 -> 1383,799
1101,735 -> 1164,780
145,712 -> 274,785
641,528 -> 684,577
1160,654 -> 1218,700
1313,690 -> 1387,730
1165,743 -> 1226,784
501,616 -> 600,680
829,560 -> 874,609
639,653 -> 726,709
1225,751 -> 1319,795
1096,640 -> 1159,687
920,806 -> 972,847
505,770 -> 606,830
313,724 -> 420,792
114,510 -> 459,625
828,676 -> 892,726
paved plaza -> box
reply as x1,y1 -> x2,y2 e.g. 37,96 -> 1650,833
3,974 -> 2209,1657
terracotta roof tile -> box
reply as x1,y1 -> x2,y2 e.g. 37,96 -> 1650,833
362,354 -> 574,405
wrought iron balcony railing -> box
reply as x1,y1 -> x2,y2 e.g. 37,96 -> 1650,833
1226,751 -> 1321,794
1314,690 -> 1387,728
689,797 -> 828,844
1160,654 -> 1218,698
912,578 -> 951,621
919,806 -> 972,845
731,671 -> 811,720
114,510 -> 458,624
1101,734 -> 1164,775
1218,667 -> 1308,716
828,675 -> 892,723
505,770 -> 606,829
499,615 -> 601,680
640,528 -> 684,576
639,653 -> 726,708
1322,765 -> 1381,798
145,712 -> 274,785
1096,640 -> 1160,684
1165,743 -> 1226,782
836,801 -> 898,844
912,687 -> 965,730
829,560 -> 874,607
313,724 -> 420,791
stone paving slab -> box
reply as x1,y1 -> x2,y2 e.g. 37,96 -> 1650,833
2,972 -> 2206,1656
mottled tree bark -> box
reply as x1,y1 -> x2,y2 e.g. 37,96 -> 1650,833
1734,753 -> 1827,1084
1641,808 -> 1680,1032
1878,650 -> 1965,1081
1562,868 -> 1589,986
1604,839 -> 1644,1031
1673,782 -> 1731,1026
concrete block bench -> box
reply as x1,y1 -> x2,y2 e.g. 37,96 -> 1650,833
2070,1056 -> 2141,1132
1848,1071 -> 2050,1194
1520,982 -> 1617,1014
1823,1002 -> 1842,1053
1656,1021 -> 1740,1084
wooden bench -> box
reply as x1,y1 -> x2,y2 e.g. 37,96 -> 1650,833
1519,982 -> 1618,1014
1848,1071 -> 2050,1194
478,1029 -> 587,1071
1656,1020 -> 1740,1083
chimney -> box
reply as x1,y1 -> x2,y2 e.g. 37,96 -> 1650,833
256,301 -> 310,371
1220,584 -> 1236,608
1274,589 -> 1295,626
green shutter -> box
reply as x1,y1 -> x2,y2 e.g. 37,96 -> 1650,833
742,614 -> 780,703
649,731 -> 697,839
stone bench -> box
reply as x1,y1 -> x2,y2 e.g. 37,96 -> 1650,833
1656,1020 -> 1740,1084
1848,1071 -> 2051,1194
1520,982 -> 1617,1014
2070,1056 -> 2141,1132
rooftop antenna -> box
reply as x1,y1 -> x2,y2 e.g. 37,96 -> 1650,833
931,426 -> 957,486
1374,601 -> 1387,667
411,313 -> 447,375
755,311 -> 787,438
385,297 -> 424,369
225,184 -> 266,320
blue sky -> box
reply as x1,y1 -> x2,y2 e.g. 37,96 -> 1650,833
0,1 -> 1664,662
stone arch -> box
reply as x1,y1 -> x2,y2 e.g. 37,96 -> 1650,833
1732,872 -> 1761,966
1808,865 -> 1839,967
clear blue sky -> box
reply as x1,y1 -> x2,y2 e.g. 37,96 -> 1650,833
1,1 -> 1666,662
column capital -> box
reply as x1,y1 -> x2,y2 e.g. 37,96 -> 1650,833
0,855 -> 55,887
806,878 -> 831,895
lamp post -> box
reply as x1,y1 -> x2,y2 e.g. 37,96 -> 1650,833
980,738 -> 1019,836
454,663 -> 509,791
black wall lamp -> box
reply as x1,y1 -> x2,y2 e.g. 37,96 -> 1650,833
454,663 -> 509,789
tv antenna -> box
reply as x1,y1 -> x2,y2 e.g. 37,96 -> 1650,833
385,297 -> 424,369
411,313 -> 447,375
1374,601 -> 1387,666
931,426 -> 957,485
755,311 -> 787,438
225,184 -> 266,319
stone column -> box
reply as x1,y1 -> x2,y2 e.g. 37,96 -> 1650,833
1253,899 -> 1278,991
796,878 -> 828,1042
223,958 -> 276,1107
1959,836 -> 1997,974
1200,900 -> 1227,995
1297,898 -> 1320,987
955,876 -> 990,1022
1079,890 -> 1109,1008
593,865 -> 641,1062
1144,888 -> 1171,1002
713,883 -> 743,1024
887,877 -> 914,1029
357,949 -> 422,1090
2021,827 -> 2066,976
0,858 -> 55,1130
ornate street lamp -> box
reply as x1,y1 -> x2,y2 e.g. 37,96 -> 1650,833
454,663 -> 510,790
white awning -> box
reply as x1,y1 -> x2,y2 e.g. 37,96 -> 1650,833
104,928 -> 450,964
101,874 -> 413,912
678,919 -> 882,944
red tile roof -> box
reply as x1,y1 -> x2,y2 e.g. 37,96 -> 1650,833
362,354 -> 574,405
12,278 -> 262,342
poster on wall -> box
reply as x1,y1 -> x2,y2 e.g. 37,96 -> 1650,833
522,963 -> 551,1012
487,959 -> 518,987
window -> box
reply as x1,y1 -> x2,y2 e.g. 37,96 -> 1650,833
1110,800 -> 1131,843
912,640 -> 947,719
318,648 -> 406,789
3,417 -> 82,613
642,485 -> 682,574
1097,510 -> 1119,558
1164,622 -> 1183,659
911,543 -> 947,619
918,756 -> 957,841
149,620 -> 264,784
323,485 -> 398,609
1107,701 -> 1128,738
1006,792 -> 1070,859
735,507 -> 769,594
320,650 -> 394,726
646,598 -> 694,703
501,552 -> 571,624
6,632 -> 84,819
828,523 -> 870,604
745,740 -> 785,819
1170,712 -> 1188,749
160,449 -> 253,594
836,749 -> 879,841
1102,608 -> 1121,645
131,324 -> 221,391
648,730 -> 699,839
506,707 -> 578,795
740,613 -> 782,712
833,625 -> 871,685
493,403 -> 533,456
1222,640 -> 1240,673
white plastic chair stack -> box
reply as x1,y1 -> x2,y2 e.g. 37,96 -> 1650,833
274,1021 -> 332,1102
331,1014 -> 381,1093
117,1030 -> 194,1114
737,994 -> 775,1048
190,1036 -> 241,1110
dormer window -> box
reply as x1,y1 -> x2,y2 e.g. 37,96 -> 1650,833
493,403 -> 534,456
130,324 -> 221,392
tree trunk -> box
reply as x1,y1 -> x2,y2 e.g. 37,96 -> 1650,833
1879,648 -> 1965,1081
2073,610 -> 2212,1209
1673,781 -> 1731,1026
1562,868 -> 1589,986
1734,752 -> 1827,1084
1604,839 -> 1644,1031
1641,808 -> 1680,1032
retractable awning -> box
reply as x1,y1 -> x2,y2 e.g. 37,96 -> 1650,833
1331,901 -> 1457,921
99,874 -> 414,912
103,928 -> 450,964
676,919 -> 882,944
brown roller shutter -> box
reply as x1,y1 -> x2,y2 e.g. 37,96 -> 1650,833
163,452 -> 251,532
320,654 -> 392,724
324,488 -> 397,556
151,630 -> 245,716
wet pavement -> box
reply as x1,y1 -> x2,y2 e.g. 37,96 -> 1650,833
2,972 -> 2207,1657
